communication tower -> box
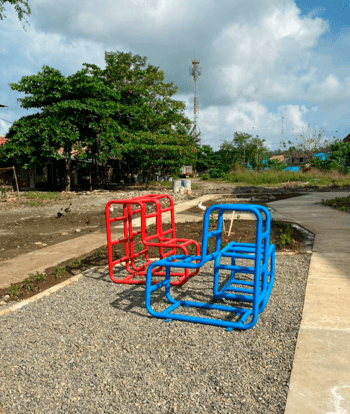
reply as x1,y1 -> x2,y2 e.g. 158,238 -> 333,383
189,58 -> 201,146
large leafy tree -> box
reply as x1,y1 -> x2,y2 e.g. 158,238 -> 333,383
195,145 -> 218,173
0,0 -> 31,28
1,65 -> 125,190
219,132 -> 269,170
1,51 -> 196,189
312,140 -> 350,174
86,51 -> 197,181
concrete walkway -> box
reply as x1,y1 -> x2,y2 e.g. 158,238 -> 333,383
267,192 -> 350,414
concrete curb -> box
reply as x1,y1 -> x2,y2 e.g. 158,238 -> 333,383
0,273 -> 83,318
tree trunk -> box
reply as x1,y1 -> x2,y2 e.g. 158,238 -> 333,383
65,153 -> 71,192
147,152 -> 153,183
89,164 -> 92,191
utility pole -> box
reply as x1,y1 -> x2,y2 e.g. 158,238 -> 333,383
189,57 -> 201,146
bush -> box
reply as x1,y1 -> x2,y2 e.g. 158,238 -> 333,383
201,173 -> 210,180
266,159 -> 287,171
208,168 -> 225,179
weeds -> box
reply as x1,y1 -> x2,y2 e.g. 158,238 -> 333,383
209,214 -> 216,226
70,260 -> 81,268
134,242 -> 144,253
225,167 -> 350,187
322,195 -> 350,213
8,285 -> 19,297
23,201 -> 42,207
277,223 -> 292,247
54,266 -> 66,278
24,191 -> 62,201
188,244 -> 196,255
94,249 -> 105,259
29,272 -> 46,282
23,278 -> 32,291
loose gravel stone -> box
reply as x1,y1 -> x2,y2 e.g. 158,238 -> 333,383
0,254 -> 310,413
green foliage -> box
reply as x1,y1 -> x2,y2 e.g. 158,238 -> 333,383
195,145 -> 219,172
266,159 -> 287,171
208,168 -> 225,179
0,51 -> 196,188
54,266 -> 66,278
321,141 -> 350,173
23,201 -> 41,207
8,285 -> 19,297
22,278 -> 32,291
277,223 -> 292,247
94,249 -> 104,259
29,271 -> 46,282
218,132 -> 270,171
224,168 -> 350,187
24,191 -> 62,200
70,260 -> 81,268
0,0 -> 31,28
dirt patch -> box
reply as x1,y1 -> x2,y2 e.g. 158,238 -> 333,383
0,190 -> 196,262
0,211 -> 111,262
0,218 -> 307,306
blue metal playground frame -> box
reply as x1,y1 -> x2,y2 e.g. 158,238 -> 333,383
145,204 -> 275,330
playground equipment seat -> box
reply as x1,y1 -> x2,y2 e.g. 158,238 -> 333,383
105,194 -> 200,285
145,204 -> 275,330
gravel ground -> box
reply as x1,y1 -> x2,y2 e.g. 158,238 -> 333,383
0,253 -> 311,414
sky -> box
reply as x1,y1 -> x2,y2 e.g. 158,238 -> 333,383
1,0 -> 350,151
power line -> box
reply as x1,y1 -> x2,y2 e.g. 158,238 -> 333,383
0,117 -> 13,125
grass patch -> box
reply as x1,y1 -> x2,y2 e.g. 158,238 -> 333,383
24,191 -> 62,201
224,168 -> 350,187
23,201 -> 42,207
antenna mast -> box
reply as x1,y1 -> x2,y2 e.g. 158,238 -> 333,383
189,57 -> 201,146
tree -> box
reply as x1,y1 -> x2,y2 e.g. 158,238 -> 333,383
266,159 -> 287,171
1,51 -> 196,189
219,132 -> 269,170
195,145 -> 218,172
87,51 -> 197,181
316,140 -> 350,174
0,0 -> 31,28
1,65 -> 125,191
281,124 -> 333,163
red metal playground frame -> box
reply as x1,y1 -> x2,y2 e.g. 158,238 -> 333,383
105,194 -> 200,285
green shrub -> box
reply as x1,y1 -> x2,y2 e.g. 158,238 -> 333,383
277,224 -> 292,247
9,285 -> 19,297
201,173 -> 210,180
208,168 -> 225,179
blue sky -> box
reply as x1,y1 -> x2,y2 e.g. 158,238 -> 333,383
1,0 -> 350,151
